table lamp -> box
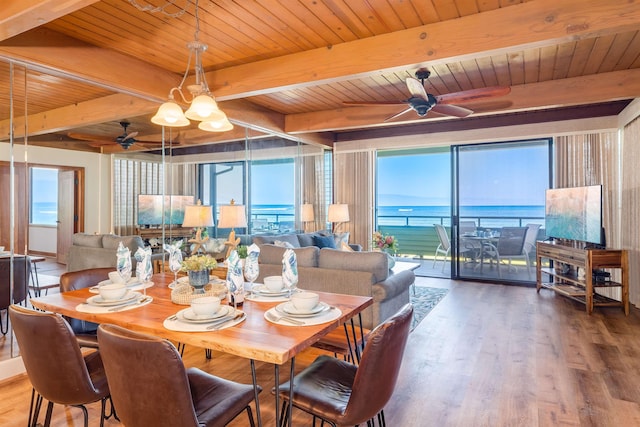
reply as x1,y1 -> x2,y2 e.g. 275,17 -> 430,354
182,200 -> 214,254
218,199 -> 247,259
328,203 -> 349,233
301,203 -> 315,232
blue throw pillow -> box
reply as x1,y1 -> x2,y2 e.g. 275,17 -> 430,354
313,234 -> 336,249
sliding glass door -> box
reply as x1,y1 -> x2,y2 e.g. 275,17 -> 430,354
453,140 -> 551,284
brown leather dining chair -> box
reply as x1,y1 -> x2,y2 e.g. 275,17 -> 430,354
97,323 -> 261,427
9,305 -> 111,427
59,267 -> 113,348
276,303 -> 413,427
0,255 -> 30,335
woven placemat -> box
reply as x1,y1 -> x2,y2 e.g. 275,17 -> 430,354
171,283 -> 228,305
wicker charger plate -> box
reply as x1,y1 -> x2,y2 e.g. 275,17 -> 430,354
171,283 -> 228,305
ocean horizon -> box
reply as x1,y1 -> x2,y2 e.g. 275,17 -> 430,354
251,204 -> 545,228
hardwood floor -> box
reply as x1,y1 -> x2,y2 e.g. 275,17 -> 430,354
2,276 -> 640,426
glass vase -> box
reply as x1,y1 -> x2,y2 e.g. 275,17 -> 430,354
188,269 -> 210,294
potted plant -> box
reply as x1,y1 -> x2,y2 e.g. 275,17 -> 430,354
181,254 -> 218,293
372,231 -> 399,268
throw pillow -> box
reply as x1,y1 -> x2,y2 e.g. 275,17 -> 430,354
333,231 -> 350,247
313,234 -> 337,249
340,241 -> 354,252
274,240 -> 295,249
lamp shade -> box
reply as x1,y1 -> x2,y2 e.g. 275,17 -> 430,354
301,204 -> 315,222
198,115 -> 234,132
328,204 -> 349,223
218,203 -> 247,229
151,100 -> 190,127
182,203 -> 214,228
185,94 -> 227,122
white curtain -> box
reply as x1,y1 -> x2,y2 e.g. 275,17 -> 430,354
554,132 -> 621,299
622,118 -> 640,307
333,150 -> 375,249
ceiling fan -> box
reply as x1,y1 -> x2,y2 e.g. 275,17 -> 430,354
343,69 -> 511,122
68,121 -> 167,149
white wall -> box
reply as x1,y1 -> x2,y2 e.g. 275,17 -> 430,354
29,225 -> 56,253
0,144 -> 112,234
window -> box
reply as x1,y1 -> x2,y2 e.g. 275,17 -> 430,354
30,167 -> 58,225
250,159 -> 295,233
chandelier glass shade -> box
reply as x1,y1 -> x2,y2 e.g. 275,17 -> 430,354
150,1 -> 232,132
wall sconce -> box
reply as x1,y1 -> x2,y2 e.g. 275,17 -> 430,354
218,199 -> 247,259
327,204 -> 349,233
182,200 -> 214,253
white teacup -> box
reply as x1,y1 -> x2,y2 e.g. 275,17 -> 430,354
0,246 -> 5,252
108,271 -> 125,284
191,296 -> 221,316
263,276 -> 283,292
291,292 -> 319,312
98,283 -> 127,301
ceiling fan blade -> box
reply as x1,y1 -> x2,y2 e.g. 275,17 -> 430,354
437,86 -> 511,104
87,141 -> 117,147
431,104 -> 474,118
383,107 -> 415,122
68,132 -> 113,142
343,101 -> 407,106
124,131 -> 138,140
406,77 -> 428,99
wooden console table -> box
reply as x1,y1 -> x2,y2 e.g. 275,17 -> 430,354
536,241 -> 629,315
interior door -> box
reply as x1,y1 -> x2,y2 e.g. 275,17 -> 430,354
56,170 -> 75,264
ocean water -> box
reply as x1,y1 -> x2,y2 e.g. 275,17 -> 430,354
251,204 -> 545,229
31,201 -> 58,225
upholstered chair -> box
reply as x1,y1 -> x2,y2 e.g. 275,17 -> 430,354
9,305 -> 111,427
59,267 -> 112,347
276,303 -> 413,426
0,255 -> 30,335
97,323 -> 261,427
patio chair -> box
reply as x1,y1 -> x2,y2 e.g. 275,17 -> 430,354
432,224 -> 451,271
503,223 -> 541,277
481,227 -> 528,277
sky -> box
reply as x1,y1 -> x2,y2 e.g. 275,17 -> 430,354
378,141 -> 550,206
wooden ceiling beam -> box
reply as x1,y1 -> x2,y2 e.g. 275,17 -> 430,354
0,0 -> 99,41
0,93 -> 158,139
206,0 -> 640,99
284,69 -> 640,133
0,27 -> 177,101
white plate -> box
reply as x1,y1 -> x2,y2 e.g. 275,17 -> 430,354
177,306 -> 234,324
276,301 -> 330,317
252,284 -> 289,296
86,291 -> 139,307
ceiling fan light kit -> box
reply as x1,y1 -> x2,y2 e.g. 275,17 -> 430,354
150,0 -> 232,133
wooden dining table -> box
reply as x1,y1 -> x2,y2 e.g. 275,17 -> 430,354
30,272 -> 373,426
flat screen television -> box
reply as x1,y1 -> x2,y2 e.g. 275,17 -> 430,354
545,185 -> 603,246
137,195 -> 194,226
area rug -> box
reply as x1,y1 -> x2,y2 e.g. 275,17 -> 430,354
410,286 -> 449,331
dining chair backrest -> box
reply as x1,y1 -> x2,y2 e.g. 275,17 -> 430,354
496,227 -> 527,256
60,267 -> 112,336
8,305 -> 109,405
460,221 -> 477,235
342,303 -> 413,425
0,256 -> 30,309
97,324 -> 204,426
434,224 -> 450,251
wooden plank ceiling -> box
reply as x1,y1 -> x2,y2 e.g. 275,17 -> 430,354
0,0 -> 639,153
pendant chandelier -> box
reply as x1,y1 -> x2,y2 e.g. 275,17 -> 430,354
150,0 -> 233,132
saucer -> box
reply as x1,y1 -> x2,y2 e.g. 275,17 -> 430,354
252,284 -> 289,297
177,306 -> 233,323
86,291 -> 139,307
276,301 -> 329,317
